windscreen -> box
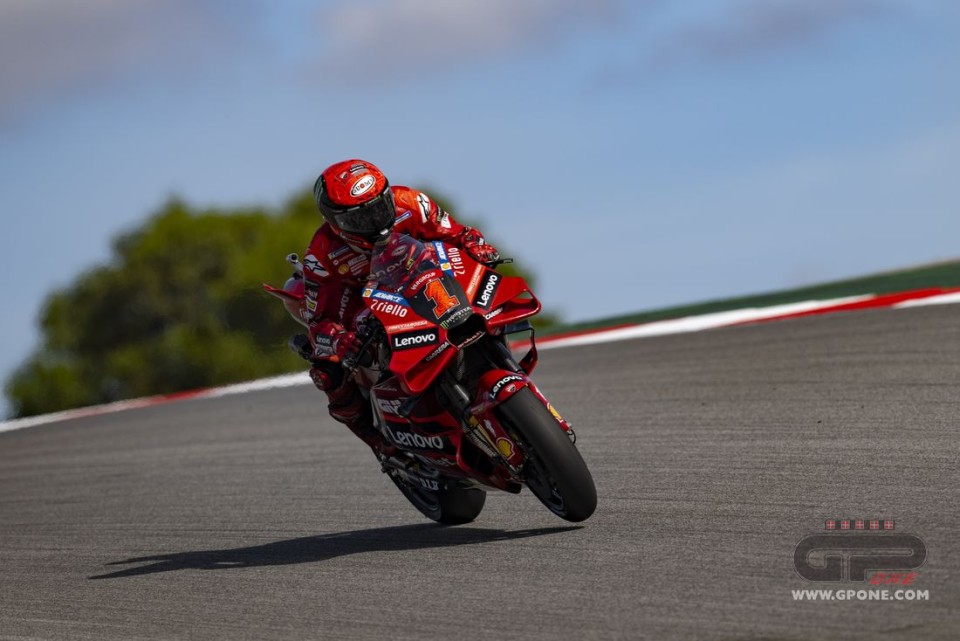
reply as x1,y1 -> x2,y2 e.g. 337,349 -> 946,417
369,233 -> 435,291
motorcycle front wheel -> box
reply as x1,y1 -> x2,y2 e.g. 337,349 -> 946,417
387,473 -> 487,525
497,387 -> 597,522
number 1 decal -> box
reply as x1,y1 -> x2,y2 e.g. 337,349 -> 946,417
425,278 -> 460,318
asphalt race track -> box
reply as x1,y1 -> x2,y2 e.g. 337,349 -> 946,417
2,305 -> 958,640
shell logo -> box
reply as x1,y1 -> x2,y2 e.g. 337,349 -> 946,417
547,403 -> 564,423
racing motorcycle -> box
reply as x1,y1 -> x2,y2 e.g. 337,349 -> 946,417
264,233 -> 596,523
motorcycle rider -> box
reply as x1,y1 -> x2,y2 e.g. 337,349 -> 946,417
297,159 -> 500,452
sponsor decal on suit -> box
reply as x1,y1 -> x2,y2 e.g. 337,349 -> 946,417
303,254 -> 329,277
417,193 -> 432,223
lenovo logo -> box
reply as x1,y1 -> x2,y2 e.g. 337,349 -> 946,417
391,329 -> 439,350
389,428 -> 445,450
472,272 -> 500,309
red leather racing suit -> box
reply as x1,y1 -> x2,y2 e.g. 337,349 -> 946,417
301,185 -> 492,448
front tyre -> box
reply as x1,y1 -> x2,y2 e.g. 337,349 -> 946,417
388,473 -> 486,525
497,388 -> 597,522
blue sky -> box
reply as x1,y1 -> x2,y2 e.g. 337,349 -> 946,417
2,0 -> 959,416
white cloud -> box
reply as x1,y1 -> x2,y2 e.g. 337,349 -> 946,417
314,0 -> 620,79
647,0 -> 887,66
589,0 -> 902,84
0,0 -> 246,122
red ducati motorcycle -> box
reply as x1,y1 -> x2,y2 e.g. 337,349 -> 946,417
266,233 -> 596,523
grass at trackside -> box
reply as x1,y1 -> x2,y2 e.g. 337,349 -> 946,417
542,259 -> 960,337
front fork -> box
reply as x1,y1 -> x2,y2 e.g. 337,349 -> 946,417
436,356 -> 573,477
436,374 -> 522,475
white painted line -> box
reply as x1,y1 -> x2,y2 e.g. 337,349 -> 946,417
0,397 -> 162,434
3,289 -> 958,433
893,292 -> 960,309
537,296 -> 873,350
0,372 -> 313,434
203,372 -> 312,398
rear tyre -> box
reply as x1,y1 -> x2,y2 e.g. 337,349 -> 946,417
388,474 -> 486,525
497,388 -> 597,522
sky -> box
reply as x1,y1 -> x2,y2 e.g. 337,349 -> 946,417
2,0 -> 959,416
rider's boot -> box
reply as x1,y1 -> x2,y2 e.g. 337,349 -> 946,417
309,364 -> 392,456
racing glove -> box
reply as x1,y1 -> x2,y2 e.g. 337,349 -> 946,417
461,229 -> 500,265
310,321 -> 363,362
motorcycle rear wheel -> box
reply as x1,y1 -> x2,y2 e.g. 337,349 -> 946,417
388,473 -> 486,525
497,388 -> 597,522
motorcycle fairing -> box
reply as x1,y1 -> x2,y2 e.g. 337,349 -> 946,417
365,243 -> 543,394
262,282 -> 309,327
370,375 -> 523,492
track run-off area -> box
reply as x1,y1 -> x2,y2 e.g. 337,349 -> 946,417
1,304 -> 959,640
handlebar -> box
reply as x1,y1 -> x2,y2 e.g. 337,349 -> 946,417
342,323 -> 384,374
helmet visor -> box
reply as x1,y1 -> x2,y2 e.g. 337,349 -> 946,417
327,191 -> 395,238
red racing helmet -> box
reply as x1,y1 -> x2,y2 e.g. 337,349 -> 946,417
313,159 -> 395,248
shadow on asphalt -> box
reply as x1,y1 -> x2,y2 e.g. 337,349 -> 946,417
89,524 -> 581,580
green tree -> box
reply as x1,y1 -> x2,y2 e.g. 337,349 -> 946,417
6,188 -> 554,418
